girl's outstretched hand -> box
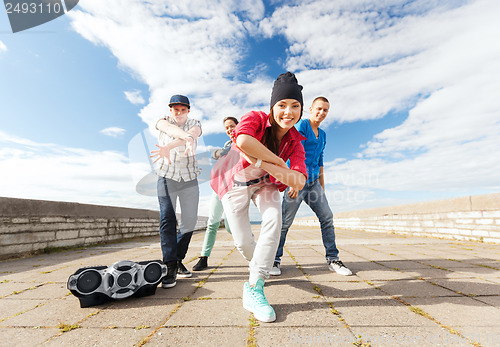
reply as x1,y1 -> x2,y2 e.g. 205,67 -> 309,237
150,144 -> 171,164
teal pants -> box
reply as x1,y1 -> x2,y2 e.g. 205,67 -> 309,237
201,192 -> 232,257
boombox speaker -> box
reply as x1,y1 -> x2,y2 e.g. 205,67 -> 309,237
67,260 -> 166,308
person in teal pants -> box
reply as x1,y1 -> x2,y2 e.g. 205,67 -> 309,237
192,116 -> 238,271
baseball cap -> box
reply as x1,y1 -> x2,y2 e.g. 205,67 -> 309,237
168,94 -> 190,108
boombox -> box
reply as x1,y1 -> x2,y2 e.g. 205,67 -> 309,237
67,260 -> 166,308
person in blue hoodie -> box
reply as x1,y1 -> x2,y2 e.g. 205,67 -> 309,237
270,96 -> 353,277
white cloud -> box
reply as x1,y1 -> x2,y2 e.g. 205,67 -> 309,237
257,0 -> 500,211
0,130 -> 157,210
124,90 -> 145,105
100,127 -> 126,137
64,0 -> 500,211
67,0 -> 270,135
259,0 -> 500,123
0,129 -> 219,216
0,41 -> 6,54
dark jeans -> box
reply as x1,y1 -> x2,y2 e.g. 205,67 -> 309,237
275,178 -> 339,263
157,176 -> 199,264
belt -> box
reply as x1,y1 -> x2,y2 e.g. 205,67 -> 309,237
234,174 -> 269,186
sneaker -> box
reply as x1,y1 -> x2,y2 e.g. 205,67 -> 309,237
161,261 -> 177,288
269,261 -> 281,276
177,261 -> 192,278
242,279 -> 276,322
192,256 -> 208,271
328,260 -> 353,276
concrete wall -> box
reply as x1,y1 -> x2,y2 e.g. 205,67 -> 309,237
295,193 -> 500,243
0,197 -> 207,259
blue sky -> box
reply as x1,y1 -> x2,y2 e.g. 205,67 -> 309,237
1,0 -> 499,218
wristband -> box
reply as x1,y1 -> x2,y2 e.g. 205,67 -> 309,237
255,159 -> 262,168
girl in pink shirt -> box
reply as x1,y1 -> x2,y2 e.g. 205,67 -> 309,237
210,72 -> 307,322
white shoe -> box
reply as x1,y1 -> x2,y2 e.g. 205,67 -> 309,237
269,261 -> 281,276
328,260 -> 352,276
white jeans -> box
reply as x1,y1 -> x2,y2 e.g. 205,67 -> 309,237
221,182 -> 282,284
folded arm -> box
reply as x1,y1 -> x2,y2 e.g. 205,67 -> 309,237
240,152 -> 306,191
156,119 -> 201,155
236,134 -> 287,168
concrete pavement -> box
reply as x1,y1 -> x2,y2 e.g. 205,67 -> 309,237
1,225 -> 499,346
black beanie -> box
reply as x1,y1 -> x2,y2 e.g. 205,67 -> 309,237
270,72 -> 303,110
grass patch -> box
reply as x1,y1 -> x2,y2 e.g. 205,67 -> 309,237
352,335 -> 371,346
58,323 -> 81,333
409,306 -> 428,317
312,285 -> 323,295
428,264 -> 450,271
247,315 -> 259,347
135,325 -> 150,330
476,264 -> 499,270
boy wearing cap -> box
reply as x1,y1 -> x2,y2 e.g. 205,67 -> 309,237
150,94 -> 202,288
270,97 -> 353,277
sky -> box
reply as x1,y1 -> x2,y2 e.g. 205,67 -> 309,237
1,0 -> 499,219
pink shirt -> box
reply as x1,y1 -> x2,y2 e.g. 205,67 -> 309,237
210,110 -> 307,199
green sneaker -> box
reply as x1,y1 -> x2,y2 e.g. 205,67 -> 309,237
242,279 -> 276,322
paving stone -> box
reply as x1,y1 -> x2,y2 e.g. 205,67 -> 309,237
0,225 -> 497,346
2,297 -> 99,327
256,326 -> 353,347
475,295 -> 500,307
316,280 -> 386,299
5,282 -> 68,300
372,279 -> 460,297
422,258 -> 480,269
0,298 -> 48,323
450,267 -> 500,279
400,267 -> 454,279
332,297 -> 437,327
152,279 -> 202,300
191,280 -> 243,299
147,326 -> 247,346
271,301 -> 344,327
458,329 -> 500,347
266,279 -> 324,303
44,327 -> 153,346
0,327 -> 60,346
0,282 -> 43,297
164,298 -> 249,327
80,297 -> 180,328
351,326 -> 471,346
375,259 -> 432,270
356,269 -> 418,281
430,277 -> 500,296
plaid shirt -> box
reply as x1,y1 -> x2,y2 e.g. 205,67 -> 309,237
155,116 -> 202,182
210,111 -> 307,198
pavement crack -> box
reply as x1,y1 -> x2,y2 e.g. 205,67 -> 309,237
135,247 -> 236,346
285,247 -> 367,345
342,247 -> 485,347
